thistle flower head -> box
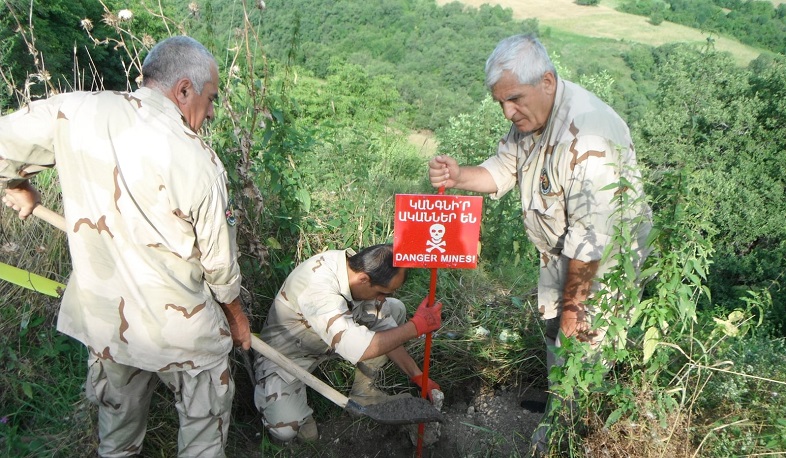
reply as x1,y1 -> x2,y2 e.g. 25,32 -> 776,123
102,12 -> 118,27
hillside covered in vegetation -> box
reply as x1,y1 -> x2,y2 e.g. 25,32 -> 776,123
1,0 -> 786,456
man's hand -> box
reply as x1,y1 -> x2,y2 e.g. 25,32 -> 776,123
221,297 -> 251,350
560,304 -> 597,343
409,297 -> 443,336
2,181 -> 41,220
410,374 -> 441,401
428,155 -> 461,189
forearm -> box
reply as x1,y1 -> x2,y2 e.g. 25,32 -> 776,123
359,321 -> 418,361
563,258 -> 598,307
197,179 -> 241,303
220,296 -> 251,350
561,258 -> 599,337
387,345 -> 421,378
454,166 -> 498,193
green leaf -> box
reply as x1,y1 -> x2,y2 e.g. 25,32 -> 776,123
22,382 -> 33,399
266,237 -> 282,250
605,407 -> 625,428
296,188 -> 312,213
643,326 -> 660,363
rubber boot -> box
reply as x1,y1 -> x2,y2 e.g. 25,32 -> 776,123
349,356 -> 411,407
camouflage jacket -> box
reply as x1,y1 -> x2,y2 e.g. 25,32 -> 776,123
0,88 -> 241,372
260,249 -> 383,372
481,79 -> 652,319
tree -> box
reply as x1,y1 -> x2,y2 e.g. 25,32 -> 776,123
630,43 -> 786,332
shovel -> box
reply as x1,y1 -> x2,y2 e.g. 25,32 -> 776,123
23,204 -> 443,425
251,335 -> 443,425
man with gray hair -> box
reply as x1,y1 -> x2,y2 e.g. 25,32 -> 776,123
428,34 -> 652,454
0,36 -> 249,457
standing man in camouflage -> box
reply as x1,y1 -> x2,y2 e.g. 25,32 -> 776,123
428,34 -> 652,454
0,36 -> 250,457
253,244 -> 443,443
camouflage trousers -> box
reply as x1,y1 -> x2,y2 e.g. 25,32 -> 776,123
531,315 -> 613,454
254,298 -> 406,442
85,355 -> 234,458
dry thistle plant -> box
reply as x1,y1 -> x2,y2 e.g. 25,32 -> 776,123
0,0 -> 59,105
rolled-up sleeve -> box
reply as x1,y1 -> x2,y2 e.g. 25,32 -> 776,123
561,135 -> 621,262
480,128 -> 519,200
299,279 -> 375,365
0,97 -> 61,189
193,172 -> 241,304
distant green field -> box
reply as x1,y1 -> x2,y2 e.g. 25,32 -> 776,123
437,0 -> 768,66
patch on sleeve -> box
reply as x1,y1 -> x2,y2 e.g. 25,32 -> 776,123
225,197 -> 237,226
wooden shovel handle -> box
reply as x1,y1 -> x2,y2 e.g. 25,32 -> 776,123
251,334 -> 350,409
32,205 -> 66,232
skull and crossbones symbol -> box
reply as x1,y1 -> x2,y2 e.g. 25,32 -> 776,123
426,223 -> 447,253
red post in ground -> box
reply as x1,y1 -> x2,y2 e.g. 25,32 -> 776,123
416,186 -> 444,457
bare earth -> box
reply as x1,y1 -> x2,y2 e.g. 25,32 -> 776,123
264,381 -> 549,457
436,0 -> 764,65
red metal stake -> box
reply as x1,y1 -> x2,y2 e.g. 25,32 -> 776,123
416,186 -> 444,457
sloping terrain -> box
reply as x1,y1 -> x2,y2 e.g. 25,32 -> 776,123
436,0 -> 765,65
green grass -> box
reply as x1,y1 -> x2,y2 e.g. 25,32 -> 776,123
439,0 -> 767,66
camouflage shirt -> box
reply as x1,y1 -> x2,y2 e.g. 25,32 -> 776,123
259,249 -> 382,376
0,88 -> 241,372
481,79 -> 652,319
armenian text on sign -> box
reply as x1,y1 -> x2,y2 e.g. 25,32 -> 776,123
393,194 -> 483,269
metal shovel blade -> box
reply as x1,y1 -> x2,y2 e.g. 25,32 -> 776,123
345,397 -> 444,425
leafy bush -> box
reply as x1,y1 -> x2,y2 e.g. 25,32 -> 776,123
631,43 -> 786,332
255,0 -> 539,130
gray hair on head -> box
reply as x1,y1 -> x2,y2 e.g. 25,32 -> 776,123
484,34 -> 557,90
142,36 -> 216,94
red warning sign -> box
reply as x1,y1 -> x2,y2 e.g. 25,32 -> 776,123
393,194 -> 483,269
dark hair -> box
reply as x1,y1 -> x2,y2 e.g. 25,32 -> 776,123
347,244 -> 406,287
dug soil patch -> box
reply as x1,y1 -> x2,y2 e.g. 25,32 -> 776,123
247,380 -> 548,457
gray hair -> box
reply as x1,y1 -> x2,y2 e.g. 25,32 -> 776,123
142,36 -> 216,94
484,34 -> 557,90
